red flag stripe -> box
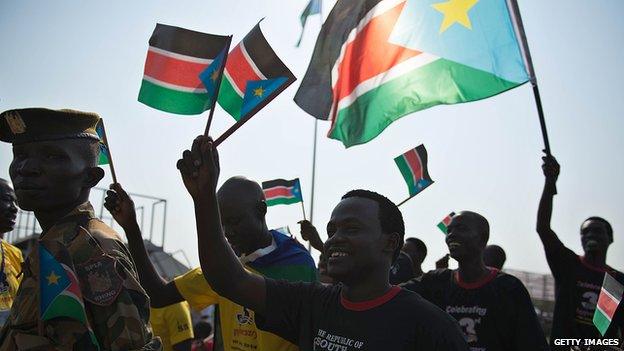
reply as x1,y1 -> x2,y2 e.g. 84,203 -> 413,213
403,149 -> 424,183
144,48 -> 211,89
443,215 -> 453,226
330,1 -> 421,120
264,186 -> 295,199
597,287 -> 621,319
224,42 -> 265,95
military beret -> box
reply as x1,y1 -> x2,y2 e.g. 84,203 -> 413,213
0,108 -> 101,144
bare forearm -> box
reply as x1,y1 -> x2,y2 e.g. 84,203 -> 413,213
194,192 -> 265,312
122,222 -> 178,306
536,180 -> 560,248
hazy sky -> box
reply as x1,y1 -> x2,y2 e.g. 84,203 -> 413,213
1,0 -> 623,274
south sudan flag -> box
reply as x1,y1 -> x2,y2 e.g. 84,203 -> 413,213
248,230 -> 317,282
95,119 -> 110,166
437,212 -> 455,235
394,144 -> 433,197
138,23 -> 230,115
593,273 -> 624,336
218,24 -> 296,121
295,0 -> 530,147
262,178 -> 303,206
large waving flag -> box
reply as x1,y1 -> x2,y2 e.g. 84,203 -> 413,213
39,242 -> 100,349
138,24 -> 230,115
394,144 -> 433,197
218,24 -> 296,121
294,0 -> 530,147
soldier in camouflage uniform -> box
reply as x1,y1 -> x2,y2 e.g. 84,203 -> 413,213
0,108 -> 162,350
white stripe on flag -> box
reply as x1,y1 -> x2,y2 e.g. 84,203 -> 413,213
240,41 -> 267,80
143,75 -> 208,93
148,46 -> 214,65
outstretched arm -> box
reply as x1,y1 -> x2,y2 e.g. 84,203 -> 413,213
177,136 -> 266,314
536,153 -> 564,251
104,183 -> 183,307
298,220 -> 324,253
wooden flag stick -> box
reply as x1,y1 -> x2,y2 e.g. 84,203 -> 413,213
99,120 -> 118,184
396,195 -> 415,208
300,200 -> 307,221
204,36 -> 233,136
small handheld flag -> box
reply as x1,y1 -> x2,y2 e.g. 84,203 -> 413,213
198,37 -> 233,135
593,272 -> 624,336
138,23 -> 231,115
395,145 -> 433,207
95,119 -> 117,184
214,22 -> 296,146
39,243 -> 100,349
262,178 -> 303,206
437,212 -> 456,235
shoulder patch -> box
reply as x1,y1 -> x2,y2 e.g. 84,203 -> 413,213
76,255 -> 122,306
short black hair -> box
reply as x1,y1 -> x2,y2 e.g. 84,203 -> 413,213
342,189 -> 405,263
405,237 -> 427,258
583,217 -> 613,242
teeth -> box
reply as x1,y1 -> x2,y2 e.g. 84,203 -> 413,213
330,252 -> 348,258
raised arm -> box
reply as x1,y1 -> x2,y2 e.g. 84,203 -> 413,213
536,153 -> 564,251
298,219 -> 324,253
177,136 -> 266,314
104,183 -> 183,307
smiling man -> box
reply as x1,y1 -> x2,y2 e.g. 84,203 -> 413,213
104,179 -> 317,351
176,136 -> 469,350
0,108 -> 161,350
403,211 -> 548,351
0,179 -> 23,328
538,154 -> 624,347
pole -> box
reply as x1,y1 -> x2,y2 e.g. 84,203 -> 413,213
396,195 -> 415,208
300,200 -> 307,221
507,0 -> 551,154
204,36 -> 233,136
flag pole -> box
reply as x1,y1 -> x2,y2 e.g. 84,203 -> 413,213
300,200 -> 307,221
507,0 -> 555,193
396,195 -> 415,208
507,0 -> 552,154
204,36 -> 233,136
99,120 -> 118,184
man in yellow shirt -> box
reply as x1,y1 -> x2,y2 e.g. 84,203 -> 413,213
0,178 -> 24,327
105,180 -> 317,351
150,301 -> 194,351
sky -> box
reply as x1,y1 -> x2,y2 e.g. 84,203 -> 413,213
1,0 -> 623,274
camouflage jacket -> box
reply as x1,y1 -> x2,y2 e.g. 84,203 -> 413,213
0,202 -> 162,350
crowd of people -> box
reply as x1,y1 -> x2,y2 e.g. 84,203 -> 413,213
0,108 -> 622,350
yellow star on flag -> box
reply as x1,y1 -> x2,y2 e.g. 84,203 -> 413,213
253,86 -> 265,97
432,0 -> 479,33
210,69 -> 220,82
46,271 -> 60,285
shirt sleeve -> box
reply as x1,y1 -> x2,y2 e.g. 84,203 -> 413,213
164,302 -> 194,346
507,277 -> 549,351
543,241 -> 577,281
174,268 -> 219,311
69,228 -> 163,351
254,278 -> 319,345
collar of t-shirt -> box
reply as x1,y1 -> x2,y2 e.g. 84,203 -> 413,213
340,285 -> 402,311
239,237 -> 278,264
453,267 -> 499,289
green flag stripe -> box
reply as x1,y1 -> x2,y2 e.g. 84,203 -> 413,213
42,295 -> 88,323
218,76 -> 244,120
437,222 -> 448,234
138,79 -> 211,115
330,59 -> 520,147
266,197 -> 302,206
593,307 -> 611,336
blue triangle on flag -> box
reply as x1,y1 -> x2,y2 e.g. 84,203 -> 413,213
199,47 -> 227,102
240,77 -> 288,117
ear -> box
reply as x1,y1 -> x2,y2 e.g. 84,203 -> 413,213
383,232 -> 400,259
257,200 -> 267,217
84,166 -> 105,188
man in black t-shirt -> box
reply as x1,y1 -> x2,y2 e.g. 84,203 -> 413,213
176,136 -> 469,351
538,154 -> 624,349
403,211 -> 548,351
